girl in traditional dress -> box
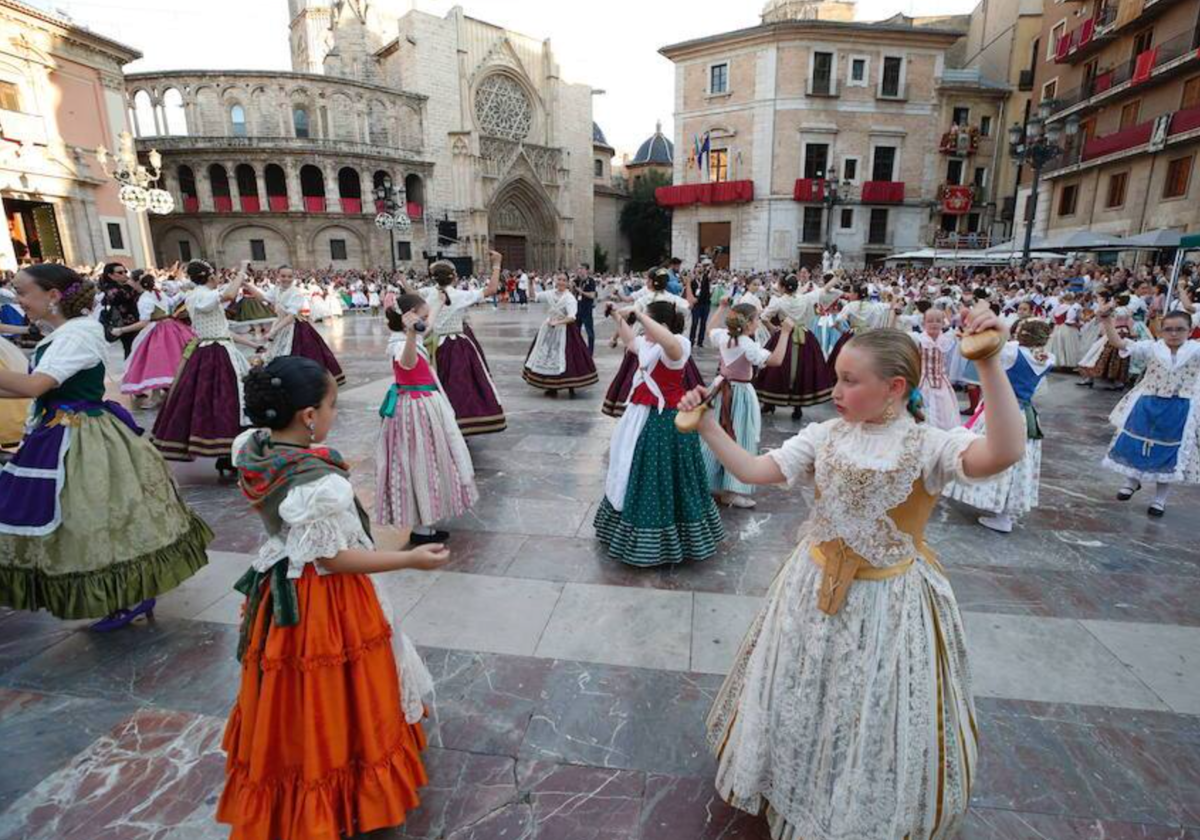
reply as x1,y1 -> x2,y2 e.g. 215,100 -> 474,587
1047,291 -> 1083,369
755,273 -> 842,419
226,279 -> 276,341
911,307 -> 961,431
219,356 -> 447,840
945,319 -> 1056,533
522,272 -> 599,395
0,265 -> 211,627
595,302 -> 725,566
601,269 -> 701,418
682,318 -> 1026,840
152,261 -> 258,475
115,273 -> 196,407
421,253 -> 504,436
701,301 -> 792,509
1097,299 -> 1200,517
1078,296 -> 1135,390
376,294 -> 479,546
736,277 -> 771,347
264,268 -> 345,385
827,282 -> 890,374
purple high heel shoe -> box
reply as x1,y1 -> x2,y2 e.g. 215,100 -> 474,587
90,598 -> 156,632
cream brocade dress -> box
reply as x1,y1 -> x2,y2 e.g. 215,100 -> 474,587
708,414 -> 981,840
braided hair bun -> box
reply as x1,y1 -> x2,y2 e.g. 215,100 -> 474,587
243,356 -> 332,430
21,264 -> 96,319
186,260 -> 214,284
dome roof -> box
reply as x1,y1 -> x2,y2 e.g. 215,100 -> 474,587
593,122 -> 610,146
632,120 -> 673,166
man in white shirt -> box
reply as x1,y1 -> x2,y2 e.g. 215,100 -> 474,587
517,271 -> 530,306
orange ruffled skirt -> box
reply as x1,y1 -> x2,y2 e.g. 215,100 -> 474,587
217,565 -> 428,840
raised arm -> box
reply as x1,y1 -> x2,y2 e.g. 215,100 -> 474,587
680,385 -> 788,485
958,309 -> 1026,478
637,310 -> 683,361
764,319 -> 794,367
483,251 -> 502,298
1096,301 -> 1131,350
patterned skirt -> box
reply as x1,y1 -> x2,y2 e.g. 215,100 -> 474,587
0,338 -> 29,446
227,297 -> 276,327
945,410 -> 1042,516
522,324 -> 599,391
601,350 -> 704,418
375,388 -> 479,529
152,341 -> 249,461
595,406 -> 724,566
0,407 -> 211,618
701,381 -> 762,496
1047,324 -> 1083,369
754,332 -> 834,407
1080,342 -> 1131,383
122,318 -> 197,395
218,565 -> 428,840
432,334 -> 506,436
267,321 -> 346,386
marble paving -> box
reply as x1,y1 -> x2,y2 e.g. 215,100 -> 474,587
1,305 -> 1199,839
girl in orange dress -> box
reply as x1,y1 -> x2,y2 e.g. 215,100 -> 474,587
218,355 -> 449,840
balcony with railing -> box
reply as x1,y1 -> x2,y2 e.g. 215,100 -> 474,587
1047,26 -> 1200,121
931,231 -> 992,249
939,126 -> 982,156
1046,101 -> 1200,175
861,181 -> 905,203
1053,4 -> 1118,65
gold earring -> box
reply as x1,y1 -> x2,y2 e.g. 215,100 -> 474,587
306,420 -> 315,442
883,402 -> 897,422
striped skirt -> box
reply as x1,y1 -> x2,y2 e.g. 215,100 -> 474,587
701,381 -> 762,496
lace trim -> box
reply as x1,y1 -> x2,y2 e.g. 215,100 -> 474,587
799,422 -> 924,568
242,627 -> 393,672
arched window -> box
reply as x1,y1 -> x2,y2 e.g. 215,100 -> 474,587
209,164 -> 232,213
236,164 -> 259,212
300,164 -> 325,212
265,163 -> 288,212
163,88 -> 187,136
337,167 -> 362,214
230,104 -> 247,137
293,107 -> 310,139
404,173 -> 424,219
132,90 -> 156,138
178,165 -> 198,213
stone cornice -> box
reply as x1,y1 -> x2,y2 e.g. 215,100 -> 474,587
0,0 -> 141,65
125,69 -> 428,104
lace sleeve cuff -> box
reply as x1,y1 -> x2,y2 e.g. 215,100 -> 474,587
925,426 -> 984,493
283,513 -> 369,576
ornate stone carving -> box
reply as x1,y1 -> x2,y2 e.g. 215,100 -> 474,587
493,201 -> 526,232
473,74 -> 532,142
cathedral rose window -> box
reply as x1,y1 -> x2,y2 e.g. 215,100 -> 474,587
474,74 -> 533,142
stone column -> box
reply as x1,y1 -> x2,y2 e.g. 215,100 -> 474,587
227,160 -> 242,209
196,161 -> 215,212
254,162 -> 269,211
284,160 -> 303,212
325,162 -> 341,213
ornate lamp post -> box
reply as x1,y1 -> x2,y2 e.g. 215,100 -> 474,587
95,131 -> 174,215
821,168 -> 842,252
1008,101 -> 1079,266
373,175 -> 411,272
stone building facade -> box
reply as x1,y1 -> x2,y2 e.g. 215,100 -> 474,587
1023,0 -> 1200,243
0,0 -> 149,270
658,0 -> 1013,270
592,122 -> 629,272
130,2 -> 596,273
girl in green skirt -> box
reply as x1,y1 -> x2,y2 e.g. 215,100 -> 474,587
595,301 -> 724,566
0,264 -> 211,629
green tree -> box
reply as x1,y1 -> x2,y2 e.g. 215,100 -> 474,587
593,243 -> 609,274
620,170 -> 673,271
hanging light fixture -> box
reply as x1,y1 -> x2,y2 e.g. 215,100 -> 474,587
97,131 -> 173,215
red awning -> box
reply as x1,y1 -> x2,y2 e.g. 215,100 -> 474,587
303,196 -> 326,213
341,198 -> 362,215
213,195 -> 233,213
1132,46 -> 1158,85
655,180 -> 754,207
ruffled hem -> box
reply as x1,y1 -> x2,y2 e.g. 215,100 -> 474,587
241,626 -> 394,672
0,512 -> 212,619
594,497 -> 724,566
218,717 -> 427,840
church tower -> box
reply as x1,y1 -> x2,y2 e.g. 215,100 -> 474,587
289,0 -> 334,75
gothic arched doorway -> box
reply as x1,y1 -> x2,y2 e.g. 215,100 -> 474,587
487,176 -> 558,272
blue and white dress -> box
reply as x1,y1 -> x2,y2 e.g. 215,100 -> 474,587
1103,338 -> 1200,485
944,342 -> 1055,517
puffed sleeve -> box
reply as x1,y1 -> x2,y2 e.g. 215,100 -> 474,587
189,287 -> 222,314
137,294 -> 158,321
33,328 -> 104,385
767,420 -> 833,487
453,287 -> 484,308
741,335 -> 771,366
278,474 -> 373,576
562,293 -> 578,318
921,426 -> 983,494
1119,339 -> 1156,362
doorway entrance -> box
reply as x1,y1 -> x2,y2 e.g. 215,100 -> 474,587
5,197 -> 63,262
698,221 -> 731,269
494,234 -> 527,271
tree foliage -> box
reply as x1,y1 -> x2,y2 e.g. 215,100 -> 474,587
620,169 -> 673,271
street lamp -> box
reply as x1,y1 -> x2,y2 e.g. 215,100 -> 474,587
821,166 -> 842,251
373,175 -> 411,272
95,130 -> 174,215
1008,100 -> 1079,266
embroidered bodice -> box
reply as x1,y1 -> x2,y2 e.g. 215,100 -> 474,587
711,328 -> 769,381
629,335 -> 690,410
423,286 -> 482,335
1000,342 -> 1054,405
763,288 -> 839,331
390,337 -> 438,397
912,332 -> 957,389
769,416 -> 978,570
538,289 -> 577,321
1125,340 -> 1200,399
271,286 -> 305,318
188,287 -> 234,340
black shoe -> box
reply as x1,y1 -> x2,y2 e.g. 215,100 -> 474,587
1116,481 -> 1141,501
762,404 -> 775,415
791,407 -> 804,420
215,455 -> 236,480
410,530 -> 450,545
1148,503 -> 1165,518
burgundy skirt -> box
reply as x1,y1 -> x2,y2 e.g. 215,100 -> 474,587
435,335 -> 506,436
826,330 -> 854,381
463,322 -> 491,373
151,343 -> 245,461
754,331 -> 834,407
291,321 -> 346,386
601,350 -> 704,418
522,325 -> 599,391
